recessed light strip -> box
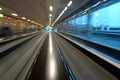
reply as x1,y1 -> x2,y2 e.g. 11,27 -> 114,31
22,17 -> 26,20
67,1 -> 73,7
52,1 -> 73,26
0,8 -> 2,10
0,7 -> 42,26
50,6 -> 53,11
11,13 -> 18,16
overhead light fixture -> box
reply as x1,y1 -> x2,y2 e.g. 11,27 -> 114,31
0,8 -> 2,10
31,21 -> 34,23
49,14 -> 52,17
34,22 -> 38,25
50,6 -> 53,11
103,0 -> 107,1
36,23 -> 40,25
52,1 -> 73,26
62,11 -> 65,14
67,1 -> 73,7
11,13 -> 18,16
27,19 -> 30,21
0,13 -> 4,17
64,7 -> 68,11
22,17 -> 26,20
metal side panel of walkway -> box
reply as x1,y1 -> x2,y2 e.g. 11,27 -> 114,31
54,32 -> 118,80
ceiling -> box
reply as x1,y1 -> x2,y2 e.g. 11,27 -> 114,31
0,0 -> 90,26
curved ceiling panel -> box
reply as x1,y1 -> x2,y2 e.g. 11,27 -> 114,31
0,0 -> 90,26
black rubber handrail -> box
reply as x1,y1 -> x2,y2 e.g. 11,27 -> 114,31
0,32 -> 40,45
55,40 -> 76,80
60,32 -> 120,62
0,34 -> 39,59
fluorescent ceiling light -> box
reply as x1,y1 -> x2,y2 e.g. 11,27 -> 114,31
62,11 -> 65,14
64,7 -> 68,11
50,14 -> 52,17
103,0 -> 107,1
52,1 -> 73,26
11,13 -> 18,16
36,23 -> 40,25
22,17 -> 26,19
67,1 -> 72,7
0,13 -> 4,17
0,8 -> 2,10
28,19 -> 30,21
50,6 -> 53,11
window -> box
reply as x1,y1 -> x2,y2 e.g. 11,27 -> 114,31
90,2 -> 120,31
